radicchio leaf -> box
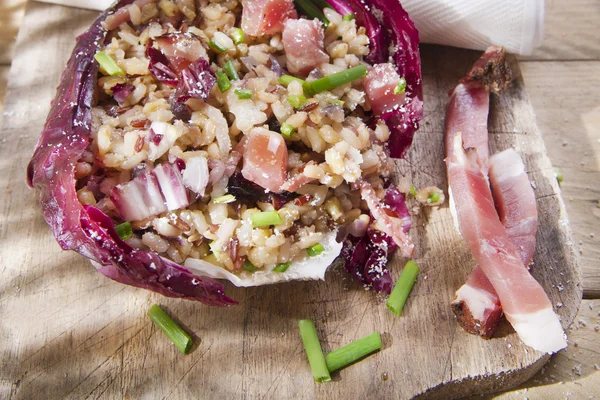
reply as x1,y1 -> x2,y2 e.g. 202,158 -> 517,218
111,83 -> 134,105
147,44 -> 179,86
174,58 -> 216,102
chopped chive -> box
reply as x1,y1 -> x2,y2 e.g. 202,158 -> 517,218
213,194 -> 236,204
224,61 -> 239,80
386,260 -> 420,315
216,70 -> 232,92
115,221 -> 132,240
243,259 -> 257,272
235,88 -> 253,99
293,0 -> 329,27
307,243 -> 325,257
325,332 -> 382,373
280,123 -> 294,137
147,304 -> 193,354
278,74 -> 306,86
342,13 -> 355,21
208,241 -> 221,258
306,65 -> 367,94
287,94 -> 307,109
554,168 -> 563,184
209,39 -> 227,53
409,185 -> 417,197
251,210 -> 282,227
231,28 -> 245,44
394,77 -> 407,95
311,0 -> 331,9
298,320 -> 331,382
94,51 -> 125,76
427,192 -> 440,203
273,262 -> 292,273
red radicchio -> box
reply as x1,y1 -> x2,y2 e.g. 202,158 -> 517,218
174,58 -> 216,102
111,83 -> 134,105
26,0 -> 236,306
147,44 -> 179,86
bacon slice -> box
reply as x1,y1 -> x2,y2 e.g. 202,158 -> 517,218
103,0 -> 160,31
363,63 -> 407,116
446,134 -> 566,353
282,18 -> 329,75
452,149 -> 539,337
241,128 -> 288,193
241,0 -> 297,37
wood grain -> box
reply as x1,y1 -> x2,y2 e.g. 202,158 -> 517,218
0,2 -> 583,399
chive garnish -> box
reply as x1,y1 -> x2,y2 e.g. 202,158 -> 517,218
409,185 -> 417,197
306,243 -> 325,257
273,262 -> 291,273
287,94 -> 307,109
224,61 -> 239,80
298,319 -> 331,382
293,0 -> 329,27
235,88 -> 253,99
213,194 -> 236,203
386,260 -> 420,315
216,70 -> 231,92
325,332 -> 382,373
280,123 -> 294,137
209,39 -> 227,53
342,13 -> 355,21
115,221 -> 132,240
394,77 -> 407,95
94,51 -> 125,76
554,168 -> 563,184
278,74 -> 306,86
305,65 -> 367,94
147,304 -> 193,354
251,210 -> 282,227
427,192 -> 440,204
231,28 -> 245,44
243,260 -> 257,272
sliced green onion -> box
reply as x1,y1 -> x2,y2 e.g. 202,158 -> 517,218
409,185 -> 417,197
280,123 -> 295,137
287,94 -> 307,109
278,74 -> 306,86
213,194 -> 236,204
293,0 -> 329,27
311,0 -> 331,9
209,39 -> 227,53
216,70 -> 232,92
386,260 -> 420,315
243,260 -> 257,272
325,332 -> 382,373
273,262 -> 292,273
224,61 -> 239,80
554,168 -> 563,184
342,13 -> 355,21
394,77 -> 407,95
251,210 -> 282,227
298,319 -> 331,382
94,51 -> 125,76
147,304 -> 193,354
209,241 -> 221,258
306,65 -> 367,94
235,88 -> 253,99
115,221 -> 132,240
427,192 -> 440,204
307,243 -> 325,257
231,28 -> 245,44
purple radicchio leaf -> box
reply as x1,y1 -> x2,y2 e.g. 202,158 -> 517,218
26,0 -> 236,306
146,43 -> 179,86
111,83 -> 134,105
174,58 -> 216,103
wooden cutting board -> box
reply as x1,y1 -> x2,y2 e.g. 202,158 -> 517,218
0,3 -> 583,399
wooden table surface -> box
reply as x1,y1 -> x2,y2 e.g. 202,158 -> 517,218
0,0 -> 598,398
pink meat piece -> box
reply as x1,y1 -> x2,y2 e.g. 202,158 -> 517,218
103,0 -> 160,31
241,0 -> 297,37
241,128 -> 288,193
282,18 -> 329,75
452,149 -> 539,338
446,133 -> 565,353
363,63 -> 407,116
154,33 -> 208,75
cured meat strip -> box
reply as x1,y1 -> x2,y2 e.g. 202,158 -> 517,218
452,149 -> 538,337
446,134 -> 566,353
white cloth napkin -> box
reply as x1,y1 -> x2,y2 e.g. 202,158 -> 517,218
35,0 -> 544,55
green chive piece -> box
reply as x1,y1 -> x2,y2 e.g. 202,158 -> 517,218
147,304 -> 193,354
278,74 -> 306,86
311,0 -> 331,9
427,192 -> 440,204
306,65 -> 367,94
307,243 -> 325,257
342,13 -> 355,21
287,94 -> 307,109
394,77 -> 407,95
298,320 -> 331,382
235,88 -> 253,99
224,61 -> 239,80
386,260 -> 420,315
554,168 -> 563,184
325,332 -> 382,373
409,185 -> 417,197
115,221 -> 132,240
231,28 -> 245,44
209,39 -> 227,53
251,210 -> 282,227
273,262 -> 292,273
213,194 -> 236,204
243,260 -> 257,272
208,241 -> 221,258
280,123 -> 294,137
94,51 -> 125,76
293,0 -> 329,27
216,70 -> 232,92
